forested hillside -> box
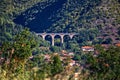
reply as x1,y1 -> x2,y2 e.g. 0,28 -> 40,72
0,0 -> 55,43
14,0 -> 120,45
0,0 -> 120,46
0,0 -> 120,80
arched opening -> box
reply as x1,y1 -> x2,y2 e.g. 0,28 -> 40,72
63,35 -> 71,49
37,34 -> 50,47
63,34 -> 79,51
72,35 -> 79,42
45,35 -> 52,46
64,35 -> 71,42
54,35 -> 61,46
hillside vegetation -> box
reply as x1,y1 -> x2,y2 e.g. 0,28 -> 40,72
0,0 -> 120,45
14,0 -> 120,45
0,0 -> 120,80
0,0 -> 55,43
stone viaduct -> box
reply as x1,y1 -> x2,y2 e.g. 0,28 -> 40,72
36,33 -> 78,46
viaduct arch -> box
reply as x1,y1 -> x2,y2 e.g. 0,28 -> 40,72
36,33 -> 78,46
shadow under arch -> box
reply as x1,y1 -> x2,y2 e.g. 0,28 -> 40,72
63,35 -> 71,42
63,34 -> 79,49
72,34 -> 79,41
54,35 -> 61,46
44,34 -> 52,45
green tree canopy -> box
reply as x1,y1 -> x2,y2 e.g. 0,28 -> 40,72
84,45 -> 120,80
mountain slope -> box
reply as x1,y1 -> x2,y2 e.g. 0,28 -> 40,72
14,0 -> 120,32
14,0 -> 66,32
0,0 -> 48,43
14,0 -> 120,44
1,0 -> 120,44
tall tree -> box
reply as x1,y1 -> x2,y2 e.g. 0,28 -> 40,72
0,28 -> 37,78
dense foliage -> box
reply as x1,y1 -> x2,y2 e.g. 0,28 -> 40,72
1,0 -> 120,47
0,29 -> 64,80
0,0 -> 120,80
0,29 -> 37,79
14,0 -> 120,45
0,0 -> 51,43
83,45 -> 120,80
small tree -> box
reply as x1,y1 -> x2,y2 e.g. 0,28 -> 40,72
51,54 -> 63,76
